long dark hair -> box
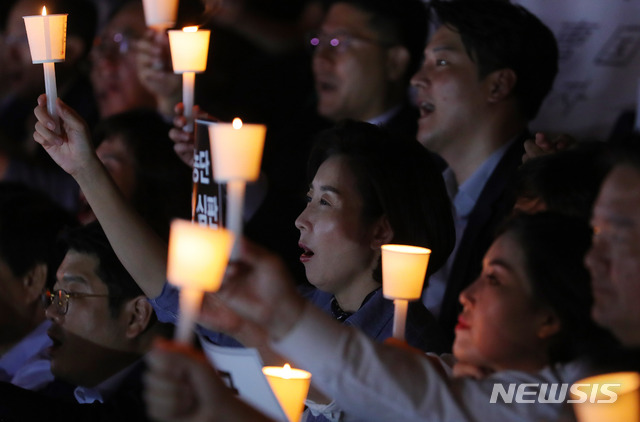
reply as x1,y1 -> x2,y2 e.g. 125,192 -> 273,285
307,120 -> 455,282
496,212 -> 617,362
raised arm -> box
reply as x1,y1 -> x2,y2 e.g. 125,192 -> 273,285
32,94 -> 168,298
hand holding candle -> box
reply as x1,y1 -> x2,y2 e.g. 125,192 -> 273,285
167,219 -> 234,344
23,6 -> 67,134
262,364 -> 312,422
209,118 -> 266,259
381,244 -> 431,342
168,26 -> 211,132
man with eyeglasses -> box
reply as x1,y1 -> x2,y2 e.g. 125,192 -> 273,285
310,0 -> 428,141
0,222 -> 169,421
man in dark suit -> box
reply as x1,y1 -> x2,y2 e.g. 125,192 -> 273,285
310,0 -> 428,140
0,222 -> 169,421
411,0 -> 559,347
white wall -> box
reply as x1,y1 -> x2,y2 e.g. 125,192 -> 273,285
513,0 -> 640,141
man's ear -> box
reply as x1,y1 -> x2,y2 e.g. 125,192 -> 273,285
386,45 -> 411,82
125,296 -> 154,339
21,263 -> 48,304
536,310 -> 561,340
370,215 -> 394,250
486,68 -> 517,103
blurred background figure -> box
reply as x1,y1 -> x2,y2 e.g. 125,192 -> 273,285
1,0 -> 98,152
78,108 -> 192,241
0,182 -> 77,392
90,0 -> 179,120
0,0 -> 99,213
310,0 -> 428,140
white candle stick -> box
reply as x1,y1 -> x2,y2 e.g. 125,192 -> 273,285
168,26 -> 210,133
166,220 -> 234,345
226,180 -> 246,260
23,8 -> 67,134
182,72 -> 195,132
382,244 -> 431,342
142,0 -> 179,31
209,119 -> 266,260
43,62 -> 60,133
175,287 -> 204,345
392,299 -> 408,341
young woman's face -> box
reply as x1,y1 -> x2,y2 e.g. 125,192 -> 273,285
453,232 -> 557,372
295,156 -> 379,294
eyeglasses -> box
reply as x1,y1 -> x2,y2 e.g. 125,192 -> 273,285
91,30 -> 136,60
41,289 -> 113,315
308,31 -> 391,54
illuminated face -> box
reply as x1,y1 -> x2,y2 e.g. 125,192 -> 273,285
453,233 -> 554,372
586,165 -> 640,346
410,25 -> 491,155
46,250 -> 130,387
312,3 -> 393,122
295,156 -> 378,295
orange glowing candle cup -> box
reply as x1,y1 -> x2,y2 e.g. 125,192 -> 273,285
167,219 -> 234,344
571,372 -> 640,422
141,0 -> 178,30
209,118 -> 266,258
262,364 -> 312,422
381,244 -> 431,341
23,6 -> 67,133
168,26 -> 211,132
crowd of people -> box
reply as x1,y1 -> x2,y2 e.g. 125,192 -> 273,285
0,0 -> 639,421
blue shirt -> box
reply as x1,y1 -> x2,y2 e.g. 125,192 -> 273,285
0,320 -> 54,390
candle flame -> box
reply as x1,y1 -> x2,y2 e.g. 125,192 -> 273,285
283,363 -> 292,378
42,6 -> 47,15
232,118 -> 243,129
183,26 -> 198,32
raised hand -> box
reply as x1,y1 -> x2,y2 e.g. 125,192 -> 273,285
32,94 -> 100,177
169,103 -> 217,167
216,239 -> 306,341
144,338 -> 276,422
134,29 -> 181,118
522,132 -> 576,163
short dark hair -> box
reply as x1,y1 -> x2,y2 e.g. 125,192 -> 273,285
58,222 -> 146,317
307,120 -> 455,282
514,142 -> 613,221
496,212 -> 617,362
428,0 -> 558,120
608,133 -> 640,171
0,182 -> 77,288
93,109 -> 192,241
330,0 -> 429,81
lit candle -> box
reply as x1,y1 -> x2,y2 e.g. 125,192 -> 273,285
167,219 -> 234,344
168,26 -> 211,132
571,372 -> 640,422
262,364 -> 312,422
381,244 -> 431,341
141,0 -> 179,31
23,6 -> 67,134
209,118 -> 266,258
